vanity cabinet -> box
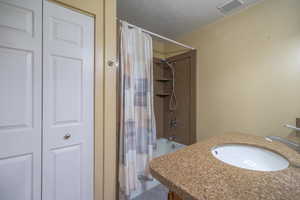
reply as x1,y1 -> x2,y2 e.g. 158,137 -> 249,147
168,192 -> 183,200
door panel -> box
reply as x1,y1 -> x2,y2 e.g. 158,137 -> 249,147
43,2 -> 94,200
51,145 -> 81,200
0,154 -> 33,200
0,47 -> 33,130
51,55 -> 83,126
51,17 -> 83,47
0,0 -> 42,199
0,1 -> 33,37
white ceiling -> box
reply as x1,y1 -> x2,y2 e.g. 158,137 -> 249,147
117,0 -> 264,38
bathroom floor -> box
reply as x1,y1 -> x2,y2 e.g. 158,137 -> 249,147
133,185 -> 168,200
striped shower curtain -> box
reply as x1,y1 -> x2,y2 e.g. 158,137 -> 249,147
119,21 -> 157,200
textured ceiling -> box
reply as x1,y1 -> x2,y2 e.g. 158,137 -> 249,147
117,0 -> 264,38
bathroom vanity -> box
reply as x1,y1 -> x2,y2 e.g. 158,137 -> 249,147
150,133 -> 300,200
168,192 -> 182,200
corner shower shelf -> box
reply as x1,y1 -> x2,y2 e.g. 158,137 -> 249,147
156,93 -> 170,97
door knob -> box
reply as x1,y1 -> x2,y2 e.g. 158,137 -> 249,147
64,134 -> 71,140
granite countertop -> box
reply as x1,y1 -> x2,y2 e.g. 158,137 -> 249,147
150,133 -> 300,200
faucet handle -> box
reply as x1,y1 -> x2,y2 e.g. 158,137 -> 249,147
170,119 -> 178,128
168,135 -> 177,141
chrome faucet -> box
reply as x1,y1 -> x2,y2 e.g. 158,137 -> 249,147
167,135 -> 177,149
265,136 -> 300,153
170,119 -> 177,128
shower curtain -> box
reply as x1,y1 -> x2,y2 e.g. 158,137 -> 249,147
119,21 -> 157,200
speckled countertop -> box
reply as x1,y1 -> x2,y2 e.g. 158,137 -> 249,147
150,133 -> 300,200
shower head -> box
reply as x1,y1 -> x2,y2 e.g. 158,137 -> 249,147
160,59 -> 175,64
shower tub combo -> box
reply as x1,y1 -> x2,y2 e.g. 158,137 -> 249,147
131,138 -> 186,199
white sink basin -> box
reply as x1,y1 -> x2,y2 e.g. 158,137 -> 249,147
211,144 -> 289,172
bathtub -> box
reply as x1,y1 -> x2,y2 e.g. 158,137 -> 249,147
131,138 -> 186,199
154,138 -> 186,157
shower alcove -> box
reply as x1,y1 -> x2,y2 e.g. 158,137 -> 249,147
153,50 -> 197,145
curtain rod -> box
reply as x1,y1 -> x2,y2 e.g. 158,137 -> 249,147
118,19 -> 196,51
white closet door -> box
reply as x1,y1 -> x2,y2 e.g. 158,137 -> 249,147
43,1 -> 94,200
0,0 -> 42,200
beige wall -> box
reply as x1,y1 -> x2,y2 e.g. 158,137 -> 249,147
153,40 -> 189,59
168,0 -> 300,140
153,40 -> 166,59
